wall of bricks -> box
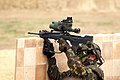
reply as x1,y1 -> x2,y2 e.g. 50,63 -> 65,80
15,34 -> 120,80
94,33 -> 120,80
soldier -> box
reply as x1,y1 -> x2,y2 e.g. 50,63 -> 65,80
43,38 -> 104,80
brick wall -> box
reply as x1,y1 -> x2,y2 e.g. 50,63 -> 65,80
15,34 -> 120,80
94,34 -> 120,80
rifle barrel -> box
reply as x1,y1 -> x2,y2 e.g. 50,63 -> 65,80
28,32 -> 40,35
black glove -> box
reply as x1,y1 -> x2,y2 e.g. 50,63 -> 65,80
43,39 -> 55,58
48,57 -> 56,66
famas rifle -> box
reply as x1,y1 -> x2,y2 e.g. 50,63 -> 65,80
28,17 -> 93,53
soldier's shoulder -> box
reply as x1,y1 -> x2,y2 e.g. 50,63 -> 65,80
87,65 -> 104,80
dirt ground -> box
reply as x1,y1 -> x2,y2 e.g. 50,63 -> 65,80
1,10 -> 120,49
0,49 -> 15,80
0,10 -> 120,80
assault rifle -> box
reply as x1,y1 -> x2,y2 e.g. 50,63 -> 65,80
28,17 -> 93,53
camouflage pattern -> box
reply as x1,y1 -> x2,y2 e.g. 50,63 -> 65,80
47,38 -> 104,80
47,56 -> 102,80
47,57 -> 73,80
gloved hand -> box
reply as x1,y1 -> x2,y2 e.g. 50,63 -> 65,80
57,38 -> 71,52
43,39 -> 55,58
48,57 -> 56,66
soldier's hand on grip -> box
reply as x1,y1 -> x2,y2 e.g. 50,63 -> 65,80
57,38 -> 71,52
43,39 -> 55,58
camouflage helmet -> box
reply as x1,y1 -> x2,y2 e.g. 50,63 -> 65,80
76,41 -> 101,60
85,41 -> 104,66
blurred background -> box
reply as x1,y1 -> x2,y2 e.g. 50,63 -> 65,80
0,0 -> 120,49
0,0 -> 120,80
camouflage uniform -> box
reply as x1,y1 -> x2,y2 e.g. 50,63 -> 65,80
45,38 -> 104,80
47,57 -> 73,80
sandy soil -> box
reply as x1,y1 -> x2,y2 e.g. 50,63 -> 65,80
0,49 -> 15,80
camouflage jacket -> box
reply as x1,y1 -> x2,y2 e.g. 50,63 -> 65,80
47,38 -> 104,80
47,56 -> 104,80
